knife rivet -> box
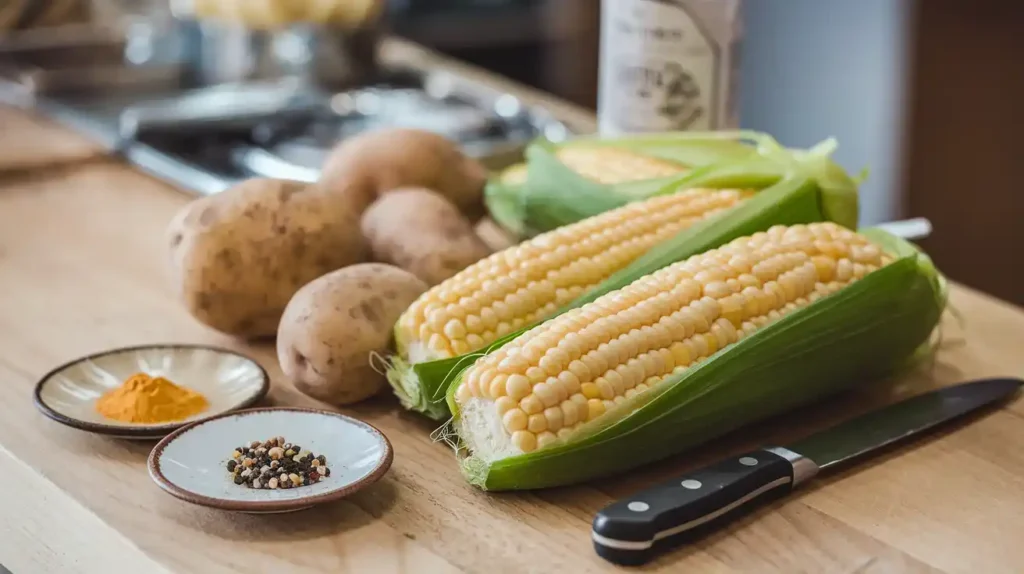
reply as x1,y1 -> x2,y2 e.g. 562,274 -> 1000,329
680,479 -> 702,490
627,501 -> 650,512
739,457 -> 759,466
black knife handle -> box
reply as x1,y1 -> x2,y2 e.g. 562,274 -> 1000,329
592,448 -> 815,566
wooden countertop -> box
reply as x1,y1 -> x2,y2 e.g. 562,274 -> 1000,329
2,55 -> 1024,574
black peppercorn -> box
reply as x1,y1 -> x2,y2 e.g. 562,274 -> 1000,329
227,437 -> 329,490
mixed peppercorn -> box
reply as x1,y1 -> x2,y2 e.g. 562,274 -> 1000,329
226,436 -> 330,490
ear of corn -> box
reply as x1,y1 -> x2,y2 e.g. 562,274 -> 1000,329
445,224 -> 946,490
389,166 -> 854,420
510,131 -> 858,236
488,131 -> 760,237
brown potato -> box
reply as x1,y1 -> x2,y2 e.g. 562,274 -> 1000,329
474,216 -> 518,252
360,187 -> 492,286
167,178 -> 367,338
319,128 -> 487,219
277,263 -> 428,405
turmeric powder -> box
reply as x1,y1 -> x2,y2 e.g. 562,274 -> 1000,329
95,373 -> 209,424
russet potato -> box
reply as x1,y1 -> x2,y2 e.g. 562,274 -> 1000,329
360,187 -> 492,286
277,263 -> 428,405
319,128 -> 487,220
167,178 -> 366,338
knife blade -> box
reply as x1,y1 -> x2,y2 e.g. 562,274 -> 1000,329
873,217 -> 932,241
591,377 -> 1022,566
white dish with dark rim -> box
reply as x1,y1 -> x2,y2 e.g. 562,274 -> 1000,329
33,344 -> 270,439
148,408 -> 393,513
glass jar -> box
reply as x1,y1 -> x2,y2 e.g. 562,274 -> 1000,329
597,0 -> 743,134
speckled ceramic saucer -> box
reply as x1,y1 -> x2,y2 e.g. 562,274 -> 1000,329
148,407 -> 393,513
34,344 -> 270,439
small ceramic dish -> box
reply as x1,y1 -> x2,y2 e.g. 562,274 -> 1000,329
33,344 -> 270,439
148,408 -> 393,513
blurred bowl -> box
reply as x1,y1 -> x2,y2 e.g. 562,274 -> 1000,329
178,20 -> 380,88
170,0 -> 383,88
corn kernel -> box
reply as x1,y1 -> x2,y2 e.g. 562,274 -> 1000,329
544,407 -> 564,432
527,414 -> 548,433
495,396 -> 516,416
505,374 -> 531,401
533,382 -> 560,408
502,408 -> 527,432
581,382 -> 602,399
512,430 -> 537,453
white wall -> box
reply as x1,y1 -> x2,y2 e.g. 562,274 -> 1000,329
738,0 -> 912,225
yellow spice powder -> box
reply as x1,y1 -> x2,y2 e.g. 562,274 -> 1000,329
95,372 -> 209,424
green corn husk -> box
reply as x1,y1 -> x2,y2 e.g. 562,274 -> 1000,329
387,136 -> 860,421
448,229 -> 947,490
498,131 -> 857,238
491,131 -> 761,237
484,163 -> 531,238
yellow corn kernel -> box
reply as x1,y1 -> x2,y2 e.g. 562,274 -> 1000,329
555,146 -> 686,184
536,431 -> 558,449
502,408 -> 527,432
527,414 -> 548,433
520,394 -> 544,415
544,407 -> 564,432
581,382 -> 602,399
504,373 -> 531,401
511,430 -> 537,453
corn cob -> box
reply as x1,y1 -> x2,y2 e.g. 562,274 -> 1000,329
484,147 -> 687,241
553,147 -> 686,184
450,223 -> 946,490
396,188 -> 752,363
491,131 -> 760,237
507,131 -> 859,238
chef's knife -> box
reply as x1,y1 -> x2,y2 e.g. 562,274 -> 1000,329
592,377 -> 1022,566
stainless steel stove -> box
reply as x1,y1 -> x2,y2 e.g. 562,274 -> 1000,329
0,20 -> 580,195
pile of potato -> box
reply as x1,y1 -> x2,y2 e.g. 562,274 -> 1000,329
167,128 -> 497,405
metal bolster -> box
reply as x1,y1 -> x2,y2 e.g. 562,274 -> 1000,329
766,446 -> 820,487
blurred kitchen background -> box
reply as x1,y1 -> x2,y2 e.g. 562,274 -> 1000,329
397,0 -> 1023,306
2,0 -> 1021,304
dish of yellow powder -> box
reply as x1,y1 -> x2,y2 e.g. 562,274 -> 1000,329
96,372 -> 210,424
33,344 -> 270,439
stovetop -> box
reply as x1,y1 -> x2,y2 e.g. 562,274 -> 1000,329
1,30 -> 577,195
117,70 -> 569,194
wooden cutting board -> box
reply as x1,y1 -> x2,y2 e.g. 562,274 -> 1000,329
1,103 -> 1023,573
0,106 -> 102,172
